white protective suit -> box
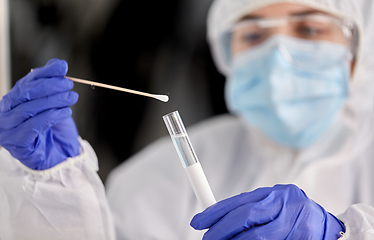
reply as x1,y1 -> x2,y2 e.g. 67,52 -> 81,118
0,139 -> 115,240
106,0 -> 374,238
2,0 -> 374,240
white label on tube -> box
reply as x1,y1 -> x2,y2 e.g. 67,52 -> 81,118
185,163 -> 216,209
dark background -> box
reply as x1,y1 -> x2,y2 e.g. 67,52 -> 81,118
10,0 -> 227,183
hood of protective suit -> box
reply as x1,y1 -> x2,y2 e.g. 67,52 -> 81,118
207,0 -> 374,114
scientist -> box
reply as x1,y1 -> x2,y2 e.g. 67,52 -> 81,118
106,0 -> 374,239
1,0 -> 374,240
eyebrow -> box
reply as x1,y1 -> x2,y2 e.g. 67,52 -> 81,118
241,10 -> 323,20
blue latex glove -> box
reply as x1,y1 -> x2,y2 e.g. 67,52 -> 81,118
191,184 -> 345,240
0,58 -> 80,170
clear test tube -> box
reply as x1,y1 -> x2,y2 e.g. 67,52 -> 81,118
163,111 -> 216,209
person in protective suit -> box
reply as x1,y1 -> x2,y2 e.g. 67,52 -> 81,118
1,0 -> 374,239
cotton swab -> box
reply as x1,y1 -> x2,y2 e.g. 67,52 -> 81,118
67,76 -> 169,102
30,67 -> 169,102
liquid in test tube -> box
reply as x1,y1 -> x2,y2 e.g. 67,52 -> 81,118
163,111 -> 216,209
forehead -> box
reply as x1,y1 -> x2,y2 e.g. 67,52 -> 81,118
243,3 -> 323,19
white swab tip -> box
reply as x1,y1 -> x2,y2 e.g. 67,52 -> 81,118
154,94 -> 169,102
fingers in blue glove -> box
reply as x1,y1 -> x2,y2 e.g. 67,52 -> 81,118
223,200 -> 324,240
194,188 -> 284,240
204,200 -> 284,240
191,187 -> 273,230
230,206 -> 339,240
191,184 -> 345,240
0,107 -> 73,148
0,59 -> 71,112
0,58 -> 80,170
29,58 -> 68,79
46,58 -> 61,65
0,91 -> 78,131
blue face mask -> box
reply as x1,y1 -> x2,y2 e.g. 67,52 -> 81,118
225,35 -> 350,148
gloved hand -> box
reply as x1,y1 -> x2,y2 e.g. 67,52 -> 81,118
191,184 -> 345,240
0,58 -> 80,170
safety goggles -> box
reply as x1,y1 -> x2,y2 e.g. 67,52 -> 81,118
220,13 -> 358,66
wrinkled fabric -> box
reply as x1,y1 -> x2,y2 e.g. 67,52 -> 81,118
2,113 -> 374,239
2,0 -> 374,239
104,1 -> 374,238
105,112 -> 374,239
339,204 -> 374,239
0,138 -> 115,240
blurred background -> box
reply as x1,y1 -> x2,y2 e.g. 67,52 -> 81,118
9,0 -> 227,183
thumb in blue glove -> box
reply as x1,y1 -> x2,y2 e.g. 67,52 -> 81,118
191,184 -> 345,240
0,58 -> 80,170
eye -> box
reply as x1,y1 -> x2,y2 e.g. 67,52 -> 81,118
297,26 -> 323,37
242,32 -> 265,44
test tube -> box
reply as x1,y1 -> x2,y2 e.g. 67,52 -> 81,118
163,111 -> 216,209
